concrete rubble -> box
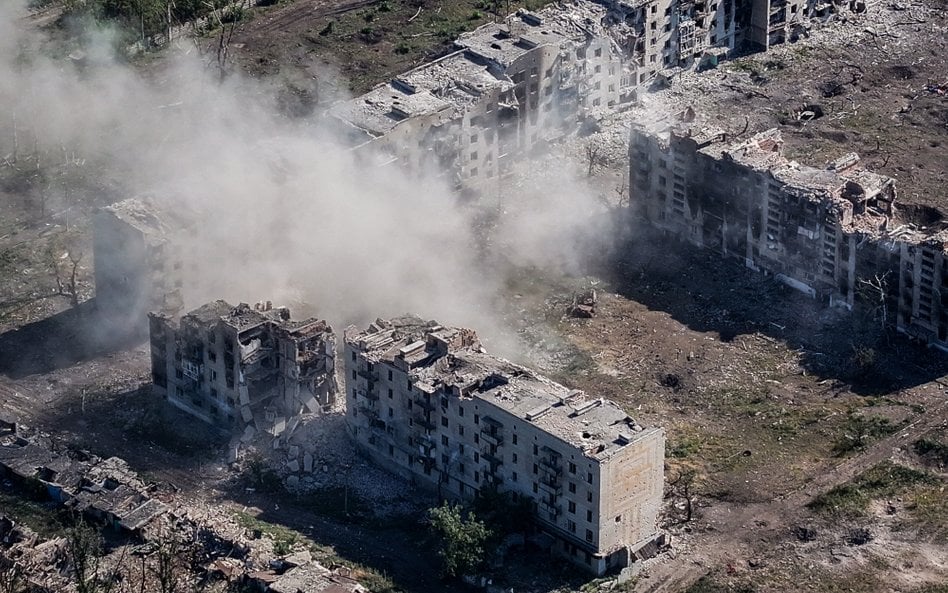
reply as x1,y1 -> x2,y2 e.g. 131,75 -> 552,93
567,289 -> 599,318
267,410 -> 428,518
0,423 -> 365,593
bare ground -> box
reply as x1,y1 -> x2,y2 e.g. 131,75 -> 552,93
2,1 -> 948,591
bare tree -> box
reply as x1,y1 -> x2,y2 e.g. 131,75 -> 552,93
68,521 -> 104,593
664,468 -> 697,525
151,533 -> 186,593
51,239 -> 84,308
209,0 -> 249,80
584,141 -> 604,177
614,179 -> 629,209
0,561 -> 24,593
856,272 -> 890,328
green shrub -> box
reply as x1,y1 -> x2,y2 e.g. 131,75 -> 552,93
914,438 -> 948,465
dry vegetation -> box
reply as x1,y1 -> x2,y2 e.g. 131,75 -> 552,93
229,0 -> 554,108
1,0 -> 947,592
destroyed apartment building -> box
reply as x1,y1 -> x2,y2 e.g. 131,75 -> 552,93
93,197 -> 185,327
0,425 -> 366,593
327,0 -> 863,192
0,427 -> 167,534
149,300 -> 337,438
329,5 -> 628,191
629,109 -> 948,350
344,316 -> 665,575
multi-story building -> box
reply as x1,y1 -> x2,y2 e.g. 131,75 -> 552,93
329,0 -> 861,194
344,316 -> 664,575
602,0 -> 737,80
149,300 -> 337,435
329,6 -> 628,192
628,109 -> 948,350
93,198 -> 184,328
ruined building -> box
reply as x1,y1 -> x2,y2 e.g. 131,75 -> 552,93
629,111 -> 948,350
93,198 -> 184,326
0,428 -> 168,535
330,5 -> 628,191
344,317 -> 665,575
330,0 -> 859,192
599,0 -> 844,83
149,301 -> 337,437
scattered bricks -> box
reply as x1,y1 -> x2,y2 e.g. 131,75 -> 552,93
287,459 -> 300,473
303,452 -> 313,473
288,445 -> 299,460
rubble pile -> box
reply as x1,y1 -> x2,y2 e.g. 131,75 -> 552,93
0,425 -> 366,593
265,412 -> 427,517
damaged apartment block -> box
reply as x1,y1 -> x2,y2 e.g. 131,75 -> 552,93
344,317 -> 665,576
629,109 -> 948,350
329,1 -> 865,194
149,301 -> 337,439
93,197 -> 184,327
329,5 -> 630,191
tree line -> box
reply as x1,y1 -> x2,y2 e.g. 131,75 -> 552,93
61,0 -> 249,42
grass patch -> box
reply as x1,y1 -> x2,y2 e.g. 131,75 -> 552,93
295,486 -> 370,522
685,575 -> 757,593
914,437 -> 948,466
808,461 -> 939,517
908,485 -> 948,538
911,584 -> 948,593
269,0 -> 556,93
234,511 -> 302,552
831,413 -> 901,456
0,489 -> 74,538
233,512 -> 402,590
668,434 -> 704,459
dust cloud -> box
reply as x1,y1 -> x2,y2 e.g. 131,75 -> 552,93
0,2 -> 617,355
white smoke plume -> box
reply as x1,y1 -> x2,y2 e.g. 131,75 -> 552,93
0,2 -> 616,356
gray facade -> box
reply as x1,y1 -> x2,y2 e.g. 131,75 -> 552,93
149,301 -> 337,436
92,198 -> 183,328
629,111 -> 948,350
343,316 -> 664,576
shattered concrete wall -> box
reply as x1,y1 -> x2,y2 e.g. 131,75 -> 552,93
149,300 -> 337,438
740,0 -> 830,50
600,0 -> 739,86
629,112 -> 948,351
343,316 -> 664,576
893,236 -> 948,346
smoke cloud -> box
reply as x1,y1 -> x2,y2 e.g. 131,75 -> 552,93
0,2 -> 616,357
